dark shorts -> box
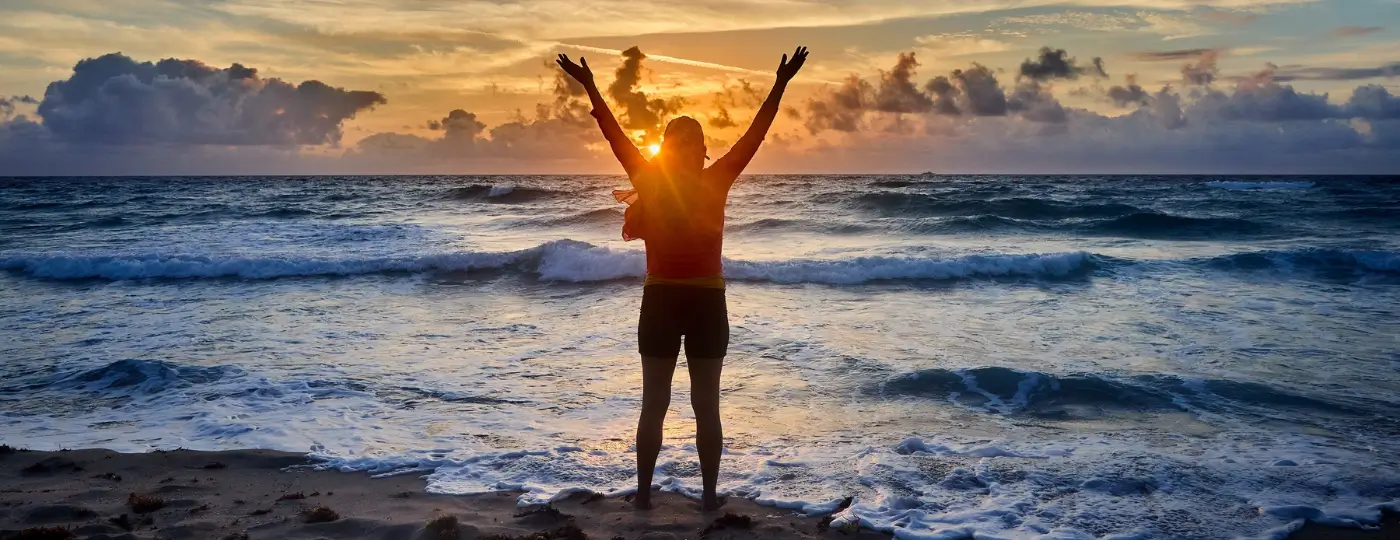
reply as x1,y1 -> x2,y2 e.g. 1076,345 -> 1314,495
638,285 -> 729,359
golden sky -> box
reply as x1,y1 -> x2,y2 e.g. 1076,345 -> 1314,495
1,0 -> 1398,174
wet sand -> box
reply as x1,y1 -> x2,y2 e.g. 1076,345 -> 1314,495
0,447 -> 890,539
0,447 -> 1393,539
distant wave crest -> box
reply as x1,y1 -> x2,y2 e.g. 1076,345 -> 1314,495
444,184 -> 567,203
1204,180 -> 1315,190
0,242 -> 1096,284
871,366 -> 1383,417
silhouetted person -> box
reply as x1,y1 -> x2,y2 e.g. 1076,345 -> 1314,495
557,46 -> 808,511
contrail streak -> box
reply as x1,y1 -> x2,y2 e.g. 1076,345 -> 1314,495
555,43 -> 837,84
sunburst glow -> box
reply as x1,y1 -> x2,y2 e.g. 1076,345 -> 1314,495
647,144 -> 661,156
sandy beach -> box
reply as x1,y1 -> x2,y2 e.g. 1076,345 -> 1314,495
0,447 -> 1393,539
0,447 -> 897,540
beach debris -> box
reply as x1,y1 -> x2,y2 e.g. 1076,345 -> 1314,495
9,526 -> 76,540
480,524 -> 587,540
126,493 -> 166,514
700,512 -> 753,537
221,533 -> 250,540
424,514 -> 461,540
158,476 -> 175,484
392,491 -> 414,498
91,472 -> 122,482
108,514 -> 133,531
513,504 -> 571,520
249,508 -> 271,516
20,457 -> 82,475
303,505 -> 341,523
277,491 -> 307,501
202,461 -> 228,469
816,496 -> 854,532
190,503 -> 211,514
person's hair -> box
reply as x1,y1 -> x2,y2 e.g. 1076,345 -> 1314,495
661,116 -> 707,164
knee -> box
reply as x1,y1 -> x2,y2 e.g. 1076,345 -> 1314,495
641,394 -> 671,417
689,396 -> 719,420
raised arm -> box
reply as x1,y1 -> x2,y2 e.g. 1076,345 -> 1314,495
556,54 -> 647,178
710,46 -> 808,179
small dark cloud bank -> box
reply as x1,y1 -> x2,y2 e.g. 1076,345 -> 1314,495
35,53 -> 384,146
1330,26 -> 1384,38
1129,49 -> 1221,62
1271,62 -> 1400,82
1019,47 -> 1107,81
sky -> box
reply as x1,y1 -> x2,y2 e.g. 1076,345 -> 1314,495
1,0 -> 1398,175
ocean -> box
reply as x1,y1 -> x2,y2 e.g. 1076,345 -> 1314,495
1,175 -> 1398,539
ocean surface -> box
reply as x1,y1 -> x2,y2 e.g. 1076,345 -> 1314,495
2,175 -> 1398,539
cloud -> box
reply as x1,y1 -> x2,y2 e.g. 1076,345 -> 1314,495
607,46 -> 685,143
1330,26 -> 1384,38
1269,62 -> 1400,82
0,95 -> 38,120
709,108 -> 737,128
1181,50 -> 1221,86
9,42 -> 1400,175
953,65 -> 1011,116
1019,47 -> 1107,81
1128,48 -> 1221,61
1107,75 -> 1151,107
1007,82 -> 1068,123
1196,7 -> 1262,25
805,75 -> 873,133
34,53 -> 385,146
1345,85 -> 1400,120
913,35 -> 1013,57
874,53 -> 934,114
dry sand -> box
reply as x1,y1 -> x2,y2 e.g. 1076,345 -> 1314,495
0,446 -> 1393,539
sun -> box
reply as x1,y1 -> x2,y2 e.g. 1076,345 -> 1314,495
647,144 -> 661,156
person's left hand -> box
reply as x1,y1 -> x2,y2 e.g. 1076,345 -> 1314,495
776,46 -> 809,83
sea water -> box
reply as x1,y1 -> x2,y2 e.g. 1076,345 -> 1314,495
1,175 -> 1397,539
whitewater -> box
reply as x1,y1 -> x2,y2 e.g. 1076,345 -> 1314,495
2,175 -> 1398,539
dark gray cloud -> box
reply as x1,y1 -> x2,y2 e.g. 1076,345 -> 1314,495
1193,69 -> 1341,122
1330,26 -> 1384,38
1007,82 -> 1067,123
925,76 -> 961,116
606,47 -> 684,141
1344,85 -> 1400,120
36,53 -> 384,146
804,75 -> 872,133
1019,47 -> 1107,81
953,64 -> 1010,116
874,52 -> 935,114
1269,62 -> 1400,82
0,95 -> 38,121
1128,49 -> 1220,61
1107,75 -> 1151,107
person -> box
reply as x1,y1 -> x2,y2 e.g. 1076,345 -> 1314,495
556,46 -> 808,511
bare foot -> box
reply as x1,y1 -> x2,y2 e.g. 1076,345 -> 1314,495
701,496 -> 725,511
632,495 -> 653,510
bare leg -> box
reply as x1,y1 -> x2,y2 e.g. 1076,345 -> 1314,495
635,355 -> 677,510
688,356 -> 724,510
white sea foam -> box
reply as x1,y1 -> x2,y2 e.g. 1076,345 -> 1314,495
1204,180 -> 1316,190
488,184 -> 515,197
0,242 -> 1094,284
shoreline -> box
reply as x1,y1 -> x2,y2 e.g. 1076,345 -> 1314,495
0,447 -> 1392,539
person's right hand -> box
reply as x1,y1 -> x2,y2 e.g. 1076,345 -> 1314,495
556,54 -> 594,87
775,46 -> 809,84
